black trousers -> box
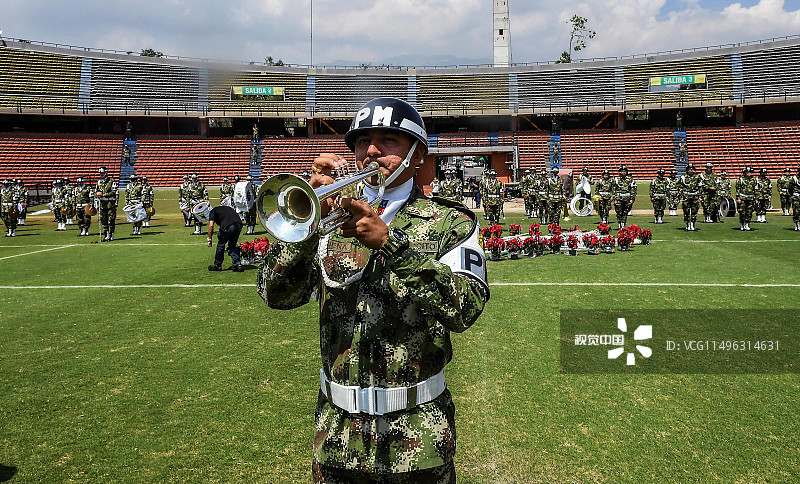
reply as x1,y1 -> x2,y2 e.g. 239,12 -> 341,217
215,223 -> 243,266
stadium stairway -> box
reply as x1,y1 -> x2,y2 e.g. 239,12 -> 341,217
673,131 -> 687,175
550,135 -> 561,169
119,140 -> 136,188
249,139 -> 262,183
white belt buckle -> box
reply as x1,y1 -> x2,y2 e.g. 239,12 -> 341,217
355,386 -> 382,416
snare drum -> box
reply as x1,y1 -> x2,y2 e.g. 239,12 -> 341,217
123,203 -> 147,223
719,197 -> 737,217
192,200 -> 213,223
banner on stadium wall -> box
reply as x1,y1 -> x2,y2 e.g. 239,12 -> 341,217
230,86 -> 285,101
649,75 -> 706,86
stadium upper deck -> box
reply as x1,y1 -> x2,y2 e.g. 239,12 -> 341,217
1,35 -> 799,117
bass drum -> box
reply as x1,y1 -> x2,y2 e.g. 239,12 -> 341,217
233,181 -> 254,212
220,196 -> 234,208
123,203 -> 147,223
192,200 -> 213,223
569,194 -> 594,217
719,197 -> 737,217
84,204 -> 97,216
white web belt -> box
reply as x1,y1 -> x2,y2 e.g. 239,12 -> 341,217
320,367 -> 446,416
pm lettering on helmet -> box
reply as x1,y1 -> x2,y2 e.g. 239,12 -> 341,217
372,106 -> 394,127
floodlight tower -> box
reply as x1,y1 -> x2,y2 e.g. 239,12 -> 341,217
493,1 -> 511,67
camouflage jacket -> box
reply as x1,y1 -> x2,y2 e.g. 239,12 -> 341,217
649,177 -> 668,199
736,176 -> 756,199
679,174 -> 702,199
75,185 -> 93,205
596,178 -> 614,199
778,175 -> 792,195
178,182 -> 190,203
14,185 -> 28,203
482,178 -> 503,206
126,183 -> 143,204
96,178 -> 118,202
700,172 -> 719,194
439,179 -> 462,202
257,185 -> 489,474
142,184 -> 154,206
755,177 -> 772,199
667,177 -> 681,198
519,175 -> 536,196
613,176 -> 637,201
717,178 -> 731,197
547,175 -> 564,201
535,176 -> 548,197
63,185 -> 75,205
188,182 -> 208,202
789,176 -> 800,200
1,187 -> 19,206
51,186 -> 67,205
220,182 -> 234,200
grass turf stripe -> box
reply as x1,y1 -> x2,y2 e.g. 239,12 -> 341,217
1,282 -> 799,289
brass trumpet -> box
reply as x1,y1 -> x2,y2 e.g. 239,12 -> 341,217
257,162 -> 385,243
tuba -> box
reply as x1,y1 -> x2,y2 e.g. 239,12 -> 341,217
257,162 -> 385,243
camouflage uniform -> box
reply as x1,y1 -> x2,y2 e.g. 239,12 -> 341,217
595,175 -> 614,224
679,170 -> 701,230
649,175 -> 668,223
535,171 -> 549,224
188,179 -> 209,234
735,171 -> 757,230
52,181 -> 68,230
482,176 -> 503,225
700,170 -> 720,222
778,171 -> 792,216
179,177 -> 191,226
257,186 -> 489,477
612,172 -> 637,228
546,171 -> 565,225
439,176 -> 463,203
789,171 -> 800,230
75,182 -> 93,236
519,172 -> 536,217
14,180 -> 28,225
666,173 -> 681,215
126,179 -> 144,235
96,175 -> 119,240
64,181 -> 76,225
220,180 -> 234,206
754,174 -> 772,223
1,181 -> 19,237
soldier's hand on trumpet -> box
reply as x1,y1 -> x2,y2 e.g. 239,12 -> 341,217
338,196 -> 388,250
310,153 -> 349,216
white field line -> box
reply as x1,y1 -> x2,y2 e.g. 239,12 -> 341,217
652,239 -> 800,243
0,282 -> 798,289
0,245 -> 76,261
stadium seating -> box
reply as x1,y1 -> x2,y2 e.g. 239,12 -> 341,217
417,73 -> 509,113
623,55 -> 734,106
207,70 -> 306,114
0,133 -> 120,183
259,135 -> 349,178
133,137 -> 250,186
0,48 -> 81,111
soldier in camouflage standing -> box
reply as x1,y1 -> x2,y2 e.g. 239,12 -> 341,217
126,174 -> 144,236
243,174 -> 258,234
74,176 -> 93,237
612,165 -> 637,229
63,178 -> 76,226
546,166 -> 565,225
778,167 -> 792,216
667,169 -> 681,216
15,179 -> 28,226
649,168 -> 668,224
596,169 -> 613,225
482,169 -> 503,225
188,173 -> 209,235
536,168 -> 549,224
735,166 -> 756,231
219,176 -> 234,207
700,162 -> 720,223
179,174 -> 191,227
141,175 -> 154,227
95,166 -> 119,241
52,179 -> 68,231
679,163 -> 701,231
789,166 -> 800,231
754,168 -> 772,223
1,179 -> 19,237
520,169 -> 536,218
257,97 -> 489,483
439,169 -> 463,204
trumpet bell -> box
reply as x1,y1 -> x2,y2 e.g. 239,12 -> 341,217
258,174 -> 321,243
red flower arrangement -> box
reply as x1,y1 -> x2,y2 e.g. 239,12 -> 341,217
583,233 -> 601,254
239,236 -> 271,263
566,225 -> 581,233
641,229 -> 653,245
506,237 -> 523,253
548,223 -> 562,235
566,235 -> 579,249
627,224 -> 643,239
598,222 -> 611,235
548,234 -> 564,252
484,236 -> 506,251
481,224 -> 504,238
509,223 -> 522,236
529,222 -> 541,235
600,235 -> 616,252
524,235 -> 547,255
617,228 -> 634,249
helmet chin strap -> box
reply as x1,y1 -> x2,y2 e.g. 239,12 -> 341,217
365,140 -> 419,189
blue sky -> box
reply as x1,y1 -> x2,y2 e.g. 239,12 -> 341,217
2,1 -> 799,65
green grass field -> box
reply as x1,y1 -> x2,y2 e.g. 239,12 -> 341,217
1,188 -> 799,483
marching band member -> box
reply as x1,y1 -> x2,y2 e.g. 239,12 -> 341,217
52,179 -> 67,231
667,169 -> 681,216
650,168 -> 668,224
613,165 -> 637,229
179,174 -> 191,227
547,166 -> 565,225
95,166 -> 119,241
700,162 -> 720,223
482,168 -> 503,225
520,168 -> 536,217
1,179 -> 19,237
243,174 -> 258,234
679,163 -> 701,231
126,174 -> 144,236
75,177 -> 93,237
596,169 -> 613,225
790,165 -> 800,231
188,173 -> 209,235
778,167 -> 793,216
736,166 -> 757,231
15,179 -> 28,225
257,97 -> 488,483
536,168 -> 549,224
219,176 -> 234,207
141,175 -> 154,227
754,168 -> 773,223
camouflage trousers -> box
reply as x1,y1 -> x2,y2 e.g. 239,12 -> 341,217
652,198 -> 666,218
484,203 -> 501,224
547,200 -> 561,226
313,461 -> 455,484
755,198 -> 770,216
523,196 -> 536,215
667,196 -> 679,210
614,200 -> 632,225
76,208 -> 91,230
780,194 -> 790,212
245,206 -> 257,227
702,195 -> 719,219
682,198 -> 700,223
54,205 -> 66,223
98,201 -> 117,232
597,199 -> 612,221
1,210 -> 17,230
738,199 -> 755,225
538,200 -> 548,223
792,198 -> 800,223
